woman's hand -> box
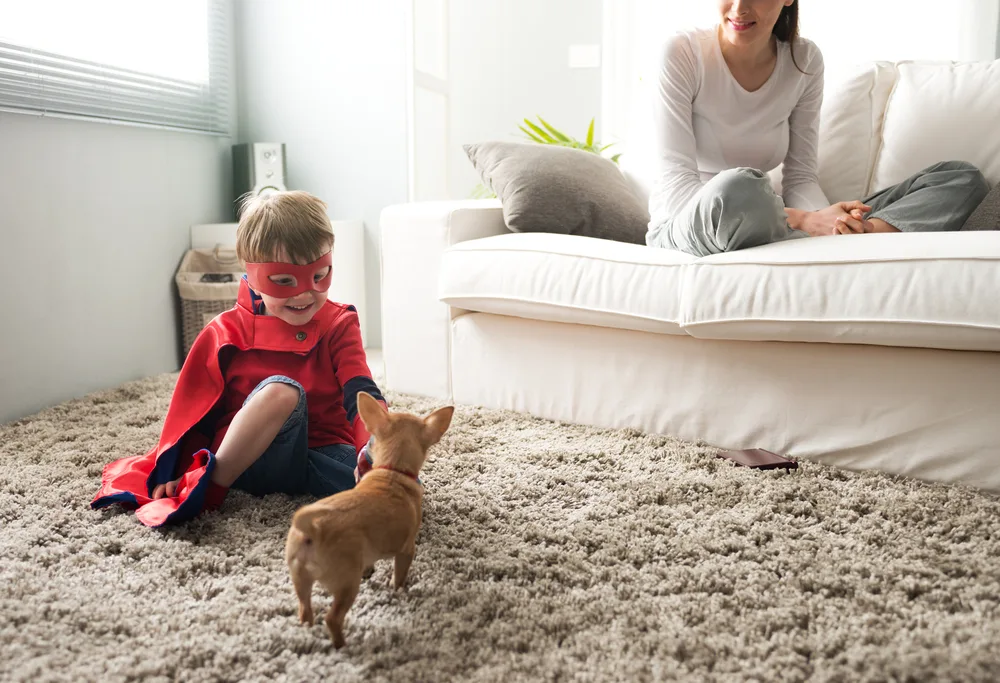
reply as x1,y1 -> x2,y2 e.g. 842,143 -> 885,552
834,207 -> 876,235
151,476 -> 183,500
787,201 -> 873,237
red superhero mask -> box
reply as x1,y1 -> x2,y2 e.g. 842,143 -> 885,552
245,252 -> 333,298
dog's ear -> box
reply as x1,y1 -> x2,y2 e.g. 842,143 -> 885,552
357,392 -> 389,433
422,405 -> 454,446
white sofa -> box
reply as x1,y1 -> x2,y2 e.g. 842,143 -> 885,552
379,59 -> 1000,493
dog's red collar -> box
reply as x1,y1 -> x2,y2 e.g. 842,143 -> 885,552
374,465 -> 421,483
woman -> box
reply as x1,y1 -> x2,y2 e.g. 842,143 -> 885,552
646,0 -> 989,257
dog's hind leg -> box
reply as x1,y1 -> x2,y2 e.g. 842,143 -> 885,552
290,567 -> 315,625
325,581 -> 360,649
286,523 -> 319,625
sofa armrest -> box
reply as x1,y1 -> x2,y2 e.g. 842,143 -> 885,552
380,199 -> 508,399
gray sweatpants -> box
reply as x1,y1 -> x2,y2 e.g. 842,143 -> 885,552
646,161 -> 990,257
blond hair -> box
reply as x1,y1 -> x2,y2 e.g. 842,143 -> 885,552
236,190 -> 334,265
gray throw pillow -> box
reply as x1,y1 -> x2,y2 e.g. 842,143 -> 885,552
961,181 -> 1000,231
464,141 -> 650,244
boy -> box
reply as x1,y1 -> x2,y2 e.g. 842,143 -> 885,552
92,191 -> 385,527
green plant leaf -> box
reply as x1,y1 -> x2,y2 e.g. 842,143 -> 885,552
470,183 -> 496,199
523,119 -> 556,143
517,114 -> 614,162
518,125 -> 546,144
537,116 -> 571,142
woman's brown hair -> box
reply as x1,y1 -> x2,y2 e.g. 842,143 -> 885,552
772,1 -> 806,73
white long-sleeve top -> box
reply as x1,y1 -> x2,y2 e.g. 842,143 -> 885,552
648,27 -> 829,229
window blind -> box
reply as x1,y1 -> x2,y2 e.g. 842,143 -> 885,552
0,0 -> 232,135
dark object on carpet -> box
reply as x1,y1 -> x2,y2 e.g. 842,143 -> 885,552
717,448 -> 799,472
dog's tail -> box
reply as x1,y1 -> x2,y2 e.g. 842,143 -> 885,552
291,505 -> 335,545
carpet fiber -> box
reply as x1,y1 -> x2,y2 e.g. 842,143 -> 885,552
2,373 -> 1000,682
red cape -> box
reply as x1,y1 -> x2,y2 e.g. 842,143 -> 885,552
91,279 -> 381,527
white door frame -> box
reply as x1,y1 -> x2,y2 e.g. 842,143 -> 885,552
405,0 -> 451,202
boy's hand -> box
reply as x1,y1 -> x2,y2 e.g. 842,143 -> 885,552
151,477 -> 183,500
355,437 -> 375,483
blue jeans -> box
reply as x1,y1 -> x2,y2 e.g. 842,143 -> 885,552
231,375 -> 357,498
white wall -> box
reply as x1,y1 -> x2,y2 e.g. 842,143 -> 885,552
800,0 -> 1000,87
0,113 -> 232,424
447,0 -> 605,200
235,0 -> 600,341
235,0 -> 410,348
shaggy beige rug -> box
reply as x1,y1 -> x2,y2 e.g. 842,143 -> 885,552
2,373 -> 1000,683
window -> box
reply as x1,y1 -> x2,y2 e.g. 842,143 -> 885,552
0,0 -> 232,135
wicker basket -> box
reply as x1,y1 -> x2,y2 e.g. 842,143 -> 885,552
175,246 -> 244,356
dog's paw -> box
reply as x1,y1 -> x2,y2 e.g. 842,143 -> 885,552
298,607 -> 314,625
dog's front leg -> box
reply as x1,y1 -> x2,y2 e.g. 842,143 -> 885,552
392,546 -> 415,590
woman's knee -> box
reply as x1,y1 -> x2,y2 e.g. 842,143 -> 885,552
931,160 -> 979,174
932,160 -> 989,201
714,168 -> 782,215
710,168 -> 786,247
711,167 -> 771,198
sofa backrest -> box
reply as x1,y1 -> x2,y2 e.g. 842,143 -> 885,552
621,58 -> 999,207
816,62 -> 897,203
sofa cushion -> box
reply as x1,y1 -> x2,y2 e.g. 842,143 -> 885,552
441,230 -> 1000,353
463,141 -> 650,244
681,231 -> 1000,352
871,60 -> 1000,192
439,232 -> 695,335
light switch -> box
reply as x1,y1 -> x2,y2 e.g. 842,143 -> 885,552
568,44 -> 601,69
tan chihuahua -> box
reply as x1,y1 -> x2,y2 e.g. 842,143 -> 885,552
284,392 -> 454,648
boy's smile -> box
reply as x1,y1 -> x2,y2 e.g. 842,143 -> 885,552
271,295 -> 321,319
260,283 -> 328,326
